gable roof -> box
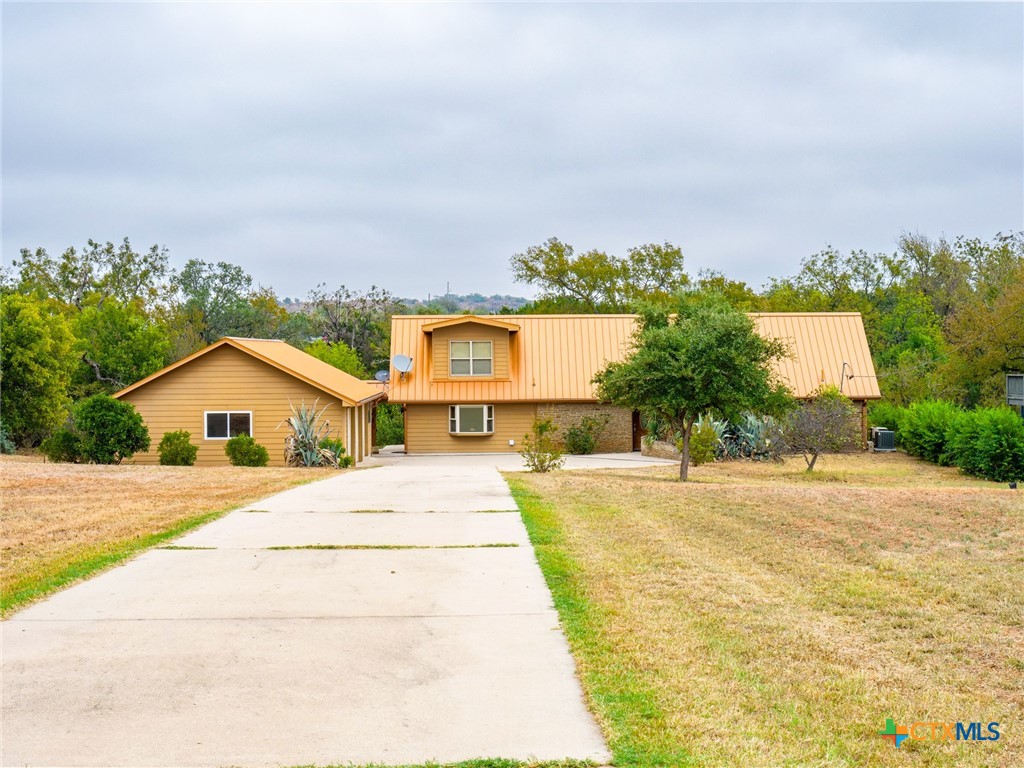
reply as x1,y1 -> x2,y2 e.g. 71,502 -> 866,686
114,337 -> 383,406
388,313 -> 880,403
421,316 -> 519,333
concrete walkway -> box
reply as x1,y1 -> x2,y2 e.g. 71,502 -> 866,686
1,456 -> 619,767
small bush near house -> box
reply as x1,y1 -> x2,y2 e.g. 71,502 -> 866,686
320,437 -> 354,468
281,399 -> 344,468
781,386 -> 858,471
374,403 -> 404,447
520,419 -> 564,472
73,394 -> 150,464
719,414 -> 784,461
158,430 -> 198,466
225,434 -> 270,467
40,427 -> 83,463
563,415 -> 609,455
688,418 -> 718,466
900,400 -> 961,465
867,401 -> 906,443
0,420 -> 16,455
945,407 -> 1024,482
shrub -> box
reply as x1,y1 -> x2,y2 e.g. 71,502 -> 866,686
73,394 -> 150,464
563,415 -> 609,455
281,399 -> 343,467
158,430 -> 198,466
375,403 -> 404,447
225,434 -> 269,467
719,413 -> 783,461
0,420 -> 16,455
320,437 -> 354,468
781,386 -> 858,471
40,427 -> 83,463
519,419 -> 564,472
946,407 -> 1024,482
900,400 -> 961,465
867,401 -> 907,443
688,418 -> 718,466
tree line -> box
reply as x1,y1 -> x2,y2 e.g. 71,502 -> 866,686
1,230 -> 1020,448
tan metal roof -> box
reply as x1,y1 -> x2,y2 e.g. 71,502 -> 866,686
388,313 -> 880,403
421,316 -> 519,333
114,337 -> 384,406
751,313 -> 881,400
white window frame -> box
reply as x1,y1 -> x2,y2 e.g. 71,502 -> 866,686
204,410 -> 254,440
448,405 -> 494,435
449,340 -> 493,377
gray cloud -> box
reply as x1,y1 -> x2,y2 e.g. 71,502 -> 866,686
3,2 -> 1021,300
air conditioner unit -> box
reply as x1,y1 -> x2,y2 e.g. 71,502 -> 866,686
871,427 -> 896,452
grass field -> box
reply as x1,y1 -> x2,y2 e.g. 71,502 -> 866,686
507,452 -> 1023,768
1,456 -> 335,614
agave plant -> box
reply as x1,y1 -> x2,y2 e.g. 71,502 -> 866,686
280,399 -> 342,468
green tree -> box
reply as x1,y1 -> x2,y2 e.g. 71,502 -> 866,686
594,294 -> 790,481
306,284 -> 402,371
172,259 -> 257,344
72,394 -> 150,464
0,293 -> 77,445
304,339 -> 368,378
12,238 -> 170,310
511,238 -> 689,312
72,298 -> 172,394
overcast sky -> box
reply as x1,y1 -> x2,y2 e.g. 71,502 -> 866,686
3,2 -> 1022,300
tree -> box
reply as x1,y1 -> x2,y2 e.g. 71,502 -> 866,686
172,259 -> 255,344
511,238 -> 689,312
73,394 -> 150,464
0,293 -> 77,445
12,238 -> 170,310
781,386 -> 858,471
594,294 -> 791,480
306,284 -> 402,370
304,339 -> 368,378
72,298 -> 172,394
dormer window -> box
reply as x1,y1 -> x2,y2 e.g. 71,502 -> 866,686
450,341 -> 492,376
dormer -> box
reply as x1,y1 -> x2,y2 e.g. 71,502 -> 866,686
421,316 -> 519,382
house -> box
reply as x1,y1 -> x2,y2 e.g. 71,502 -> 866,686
387,313 -> 881,453
113,337 -> 383,466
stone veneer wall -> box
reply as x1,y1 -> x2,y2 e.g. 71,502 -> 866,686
536,403 -> 633,453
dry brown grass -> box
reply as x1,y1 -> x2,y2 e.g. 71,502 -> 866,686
1,456 -> 335,611
510,452 -> 1024,767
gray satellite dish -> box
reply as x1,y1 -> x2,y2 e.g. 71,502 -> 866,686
374,370 -> 390,383
392,354 -> 414,374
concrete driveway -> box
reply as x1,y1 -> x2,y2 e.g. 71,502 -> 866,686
0,455 -> 640,767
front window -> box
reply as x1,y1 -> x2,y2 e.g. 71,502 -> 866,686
449,405 -> 494,434
450,341 -> 492,376
205,411 -> 252,439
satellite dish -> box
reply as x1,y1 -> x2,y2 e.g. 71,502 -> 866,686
374,370 -> 390,383
392,354 -> 414,374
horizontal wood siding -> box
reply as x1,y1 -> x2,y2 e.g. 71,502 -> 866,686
121,345 -> 353,466
430,324 -> 510,381
405,403 -> 537,453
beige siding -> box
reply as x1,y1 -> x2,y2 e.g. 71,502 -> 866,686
430,323 -> 510,381
121,345 -> 356,466
405,403 -> 537,453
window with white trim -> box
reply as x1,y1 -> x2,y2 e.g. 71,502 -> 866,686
205,411 -> 252,440
449,340 -> 492,376
448,405 -> 494,435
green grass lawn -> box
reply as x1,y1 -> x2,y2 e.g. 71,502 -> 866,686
507,452 -> 1023,768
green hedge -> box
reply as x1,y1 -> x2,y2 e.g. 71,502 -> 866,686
945,407 -> 1024,482
868,399 -> 1024,482
900,400 -> 962,465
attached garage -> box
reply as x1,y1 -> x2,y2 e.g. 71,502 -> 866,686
114,337 -> 383,466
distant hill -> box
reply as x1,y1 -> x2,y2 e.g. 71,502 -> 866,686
398,293 -> 531,313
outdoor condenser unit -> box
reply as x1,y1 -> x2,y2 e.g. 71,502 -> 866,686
871,427 -> 896,452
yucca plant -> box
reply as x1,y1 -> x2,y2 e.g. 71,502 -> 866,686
280,399 -> 344,468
